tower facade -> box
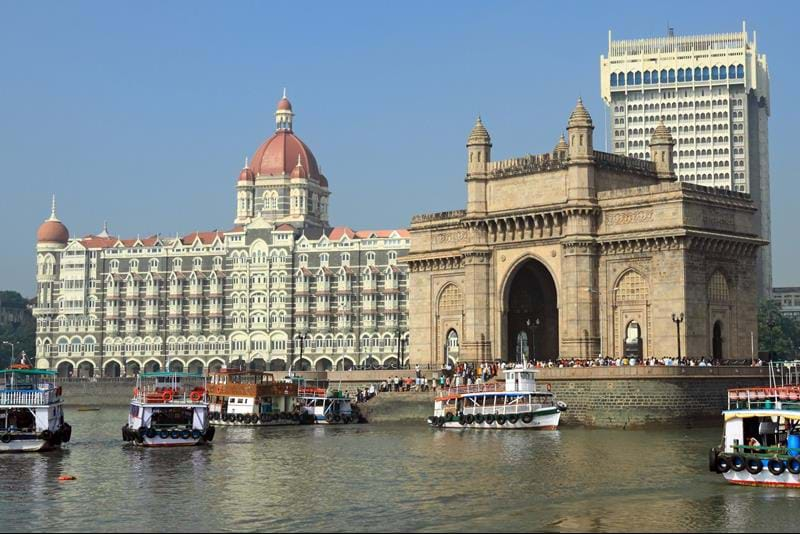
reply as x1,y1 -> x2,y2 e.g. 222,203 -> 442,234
600,23 -> 771,296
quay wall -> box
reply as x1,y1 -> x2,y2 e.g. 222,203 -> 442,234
57,367 -> 772,428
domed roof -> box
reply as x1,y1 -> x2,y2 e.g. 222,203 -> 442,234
567,97 -> 593,128
651,122 -> 674,144
37,197 -> 69,244
238,165 -> 255,183
290,154 -> 307,179
250,130 -> 324,184
467,116 -> 491,146
277,97 -> 292,111
555,133 -> 568,151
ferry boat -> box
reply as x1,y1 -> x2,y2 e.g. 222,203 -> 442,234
427,365 -> 567,430
206,370 -> 310,426
122,372 -> 215,447
710,361 -> 800,488
297,385 -> 362,425
0,367 -> 71,452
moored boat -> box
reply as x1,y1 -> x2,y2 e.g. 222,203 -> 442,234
206,369 -> 310,426
709,361 -> 800,488
297,386 -> 363,425
0,367 -> 71,452
122,371 -> 214,447
427,365 -> 567,430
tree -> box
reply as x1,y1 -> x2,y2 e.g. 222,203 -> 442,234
0,290 -> 36,369
758,300 -> 800,359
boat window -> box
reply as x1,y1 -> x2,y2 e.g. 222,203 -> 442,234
151,407 -> 193,427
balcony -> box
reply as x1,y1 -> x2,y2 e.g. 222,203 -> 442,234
168,287 -> 183,298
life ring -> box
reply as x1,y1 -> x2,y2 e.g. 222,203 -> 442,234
190,391 -> 203,402
730,454 -> 746,472
715,455 -> 731,473
521,413 -> 534,424
546,383 -> 552,392
162,390 -> 174,402
768,458 -> 786,476
787,456 -> 800,475
745,457 -> 763,475
508,414 -> 519,424
465,414 -> 475,425
133,387 -> 139,398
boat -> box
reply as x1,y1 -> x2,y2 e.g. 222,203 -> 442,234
427,364 -> 567,429
709,361 -> 800,487
0,366 -> 72,452
206,369 -> 311,426
296,383 -> 363,425
122,371 -> 215,447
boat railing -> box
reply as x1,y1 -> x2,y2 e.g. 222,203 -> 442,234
0,388 -> 59,406
438,383 -> 503,397
298,387 -> 328,398
461,403 -> 550,416
727,386 -> 800,410
732,444 -> 800,460
133,385 -> 207,405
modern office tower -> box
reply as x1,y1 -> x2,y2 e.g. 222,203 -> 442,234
600,23 -> 771,296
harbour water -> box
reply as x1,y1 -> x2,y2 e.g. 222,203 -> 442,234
1,408 -> 798,532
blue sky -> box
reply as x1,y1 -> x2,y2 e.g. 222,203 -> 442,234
1,1 -> 796,294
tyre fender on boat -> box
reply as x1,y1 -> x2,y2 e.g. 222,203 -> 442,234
146,428 -> 157,439
61,423 -> 72,443
235,414 -> 244,423
475,414 -> 485,424
192,429 -> 202,440
159,429 -> 170,440
508,414 -> 519,424
787,456 -> 800,475
708,447 -> 720,472
556,401 -> 568,412
768,458 -> 786,476
521,413 -> 534,424
180,429 -> 192,440
715,454 -> 731,473
204,426 -> 216,442
260,414 -> 269,423
0,433 -> 10,444
745,457 -> 763,475
730,454 -> 746,472
497,415 -> 507,425
437,416 -> 445,427
466,414 -> 475,425
40,430 -> 53,441
485,414 -> 495,424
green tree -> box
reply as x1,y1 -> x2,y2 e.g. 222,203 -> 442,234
758,300 -> 800,358
0,290 -> 36,369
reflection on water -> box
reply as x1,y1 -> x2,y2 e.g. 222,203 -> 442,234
0,408 -> 798,532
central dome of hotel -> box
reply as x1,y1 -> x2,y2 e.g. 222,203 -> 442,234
249,94 -> 328,187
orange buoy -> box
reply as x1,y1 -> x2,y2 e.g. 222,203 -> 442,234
58,475 -> 76,481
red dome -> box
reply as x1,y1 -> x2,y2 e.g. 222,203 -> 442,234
238,167 -> 255,182
250,131 -> 324,185
277,97 -> 292,111
37,219 -> 69,244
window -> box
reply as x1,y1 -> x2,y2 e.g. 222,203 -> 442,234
616,271 -> 648,302
708,272 -> 730,302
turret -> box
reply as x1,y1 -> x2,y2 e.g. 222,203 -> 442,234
466,116 -> 491,176
466,116 -> 491,215
36,195 -> 69,250
566,98 -> 594,163
553,133 -> 569,161
650,122 -> 676,181
235,158 -> 255,225
275,88 -> 294,132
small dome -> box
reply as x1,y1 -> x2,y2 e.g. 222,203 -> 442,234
238,166 -> 255,183
651,122 -> 674,144
467,116 -> 491,146
290,154 -> 307,179
555,133 -> 568,151
567,97 -> 593,128
277,97 -> 292,111
37,197 -> 69,245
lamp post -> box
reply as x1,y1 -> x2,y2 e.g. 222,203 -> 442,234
525,318 -> 541,364
395,327 -> 406,369
672,313 -> 684,360
294,331 -> 308,375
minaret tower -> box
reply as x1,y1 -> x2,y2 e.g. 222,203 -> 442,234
466,116 -> 491,215
275,88 -> 294,132
650,122 -> 676,181
566,97 -> 594,163
235,157 -> 255,225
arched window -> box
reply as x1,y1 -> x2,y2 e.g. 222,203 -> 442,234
719,66 -> 727,80
711,66 -> 719,80
618,72 -> 625,86
634,71 -> 641,85
627,72 -> 634,85
616,271 -> 649,302
737,64 -> 744,78
611,73 -> 617,87
668,69 -> 675,83
438,284 -> 463,316
677,68 -> 684,82
660,69 -> 667,83
686,68 -> 693,82
708,271 -> 730,303
643,71 -> 651,84
702,67 -> 709,81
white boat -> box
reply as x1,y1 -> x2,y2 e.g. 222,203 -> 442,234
427,365 -> 567,430
207,370 -> 312,426
297,385 -> 361,425
710,361 -> 800,488
122,371 -> 214,447
0,367 -> 71,452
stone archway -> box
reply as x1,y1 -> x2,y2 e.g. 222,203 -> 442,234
57,361 -> 74,378
104,361 -> 121,378
504,259 -> 559,362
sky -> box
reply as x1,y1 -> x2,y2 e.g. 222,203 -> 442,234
1,1 -> 797,295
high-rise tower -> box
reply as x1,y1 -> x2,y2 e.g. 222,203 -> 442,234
600,23 -> 771,297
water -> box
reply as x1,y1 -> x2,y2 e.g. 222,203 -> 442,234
1,408 -> 798,532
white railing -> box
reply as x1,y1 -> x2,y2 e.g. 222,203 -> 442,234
461,403 -> 552,416
0,389 -> 57,406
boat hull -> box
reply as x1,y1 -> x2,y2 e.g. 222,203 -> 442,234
0,436 -> 59,453
429,411 -> 561,430
136,436 -> 208,448
723,470 -> 800,488
211,419 -> 302,427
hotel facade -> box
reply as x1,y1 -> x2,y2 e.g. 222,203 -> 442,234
33,95 -> 410,377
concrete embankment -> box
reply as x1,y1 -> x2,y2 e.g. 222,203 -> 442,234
57,366 -> 771,428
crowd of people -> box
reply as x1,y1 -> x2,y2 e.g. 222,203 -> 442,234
536,356 -> 764,368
